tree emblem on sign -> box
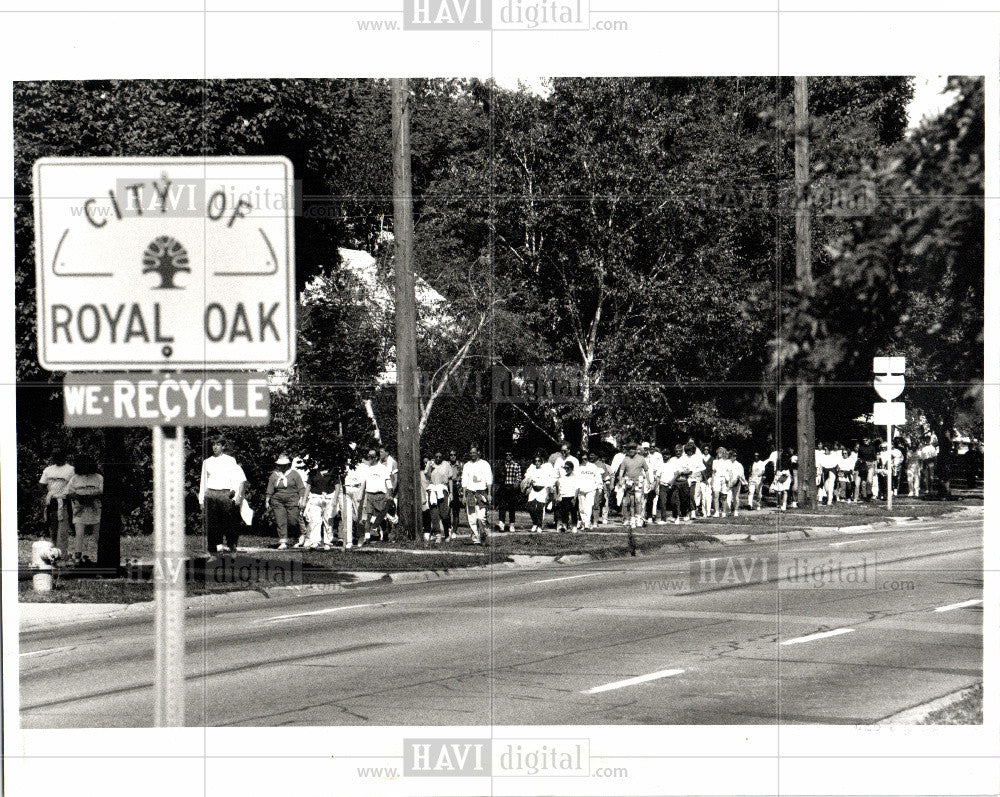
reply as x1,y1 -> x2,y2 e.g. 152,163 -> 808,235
142,235 -> 191,289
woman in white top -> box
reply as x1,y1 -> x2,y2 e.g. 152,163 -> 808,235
523,452 -> 555,533
554,461 -> 580,533
747,453 -> 767,510
711,447 -> 733,518
727,456 -> 747,516
576,451 -> 604,530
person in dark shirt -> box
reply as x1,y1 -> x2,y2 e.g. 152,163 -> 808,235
266,453 -> 306,550
302,459 -> 338,548
496,451 -> 523,532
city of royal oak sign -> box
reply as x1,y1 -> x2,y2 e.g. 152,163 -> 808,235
33,156 -> 295,371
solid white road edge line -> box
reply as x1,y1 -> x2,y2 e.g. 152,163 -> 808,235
934,599 -> 983,613
20,646 -> 75,657
829,540 -> 866,547
261,602 -> 392,622
780,628 -> 855,646
583,668 -> 686,694
533,573 -> 604,584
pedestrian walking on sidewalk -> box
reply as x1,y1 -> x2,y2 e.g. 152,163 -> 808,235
265,453 -> 306,550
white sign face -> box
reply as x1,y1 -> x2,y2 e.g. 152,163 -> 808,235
873,356 -> 905,375
33,156 -> 295,371
873,401 -> 906,426
874,373 -> 905,401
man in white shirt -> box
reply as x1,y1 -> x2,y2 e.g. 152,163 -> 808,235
656,446 -> 680,523
342,450 -> 373,547
576,451 -> 604,529
549,442 -> 579,475
461,445 -> 494,544
39,449 -> 76,552
198,438 -> 247,554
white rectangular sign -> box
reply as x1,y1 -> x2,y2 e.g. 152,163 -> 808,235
873,401 -> 906,426
872,356 -> 905,374
33,156 -> 295,371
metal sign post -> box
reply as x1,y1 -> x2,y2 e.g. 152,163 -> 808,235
886,424 -> 893,511
153,425 -> 186,726
873,357 -> 906,513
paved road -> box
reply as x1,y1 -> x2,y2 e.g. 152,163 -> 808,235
20,510 -> 983,727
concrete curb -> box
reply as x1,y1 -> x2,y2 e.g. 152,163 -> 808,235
878,683 -> 982,724
21,508 -> 972,633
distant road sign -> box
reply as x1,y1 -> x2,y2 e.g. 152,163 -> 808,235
64,372 -> 271,427
33,156 -> 295,371
874,374 -> 905,401
873,356 -> 905,374
873,401 -> 906,426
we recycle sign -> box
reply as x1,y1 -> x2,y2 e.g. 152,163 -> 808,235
33,156 -> 295,372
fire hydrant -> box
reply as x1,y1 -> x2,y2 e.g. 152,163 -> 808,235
31,540 -> 61,592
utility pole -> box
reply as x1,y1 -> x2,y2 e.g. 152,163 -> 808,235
391,77 -> 422,539
794,76 -> 816,510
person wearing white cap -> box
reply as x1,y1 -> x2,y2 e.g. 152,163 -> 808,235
266,453 -> 306,550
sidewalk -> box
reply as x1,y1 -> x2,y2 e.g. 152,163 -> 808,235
20,504 -> 980,633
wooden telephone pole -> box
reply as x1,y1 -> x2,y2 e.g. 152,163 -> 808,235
794,76 -> 816,509
391,78 -> 422,539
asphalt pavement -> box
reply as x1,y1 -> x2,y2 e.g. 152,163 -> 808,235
20,509 -> 983,727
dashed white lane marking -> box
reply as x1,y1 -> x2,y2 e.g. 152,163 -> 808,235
933,599 -> 983,613
930,530 -> 949,535
20,646 -> 75,657
261,602 -> 391,622
534,573 -> 604,584
829,539 -> 866,547
583,668 -> 686,694
780,628 -> 855,646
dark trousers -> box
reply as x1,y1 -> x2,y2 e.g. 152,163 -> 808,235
669,482 -> 691,519
450,485 -> 462,529
923,461 -> 937,495
656,486 -> 672,520
528,500 -> 546,528
555,497 -> 578,527
497,485 -> 519,525
205,489 -> 238,550
270,497 -> 300,543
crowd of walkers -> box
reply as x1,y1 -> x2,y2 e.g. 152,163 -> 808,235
34,428 -> 974,557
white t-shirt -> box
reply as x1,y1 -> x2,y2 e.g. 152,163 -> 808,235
462,459 -> 494,492
577,462 -> 604,493
555,473 -> 580,499
659,456 -> 681,486
750,460 -> 767,481
683,451 -> 707,480
728,460 -> 746,486
364,461 -> 393,494
609,452 -> 626,477
550,453 -> 580,474
199,454 -> 246,503
40,463 -> 76,500
345,462 -> 369,492
524,463 -> 555,502
646,451 -> 664,482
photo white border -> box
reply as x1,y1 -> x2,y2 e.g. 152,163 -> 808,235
2,2 -> 996,796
